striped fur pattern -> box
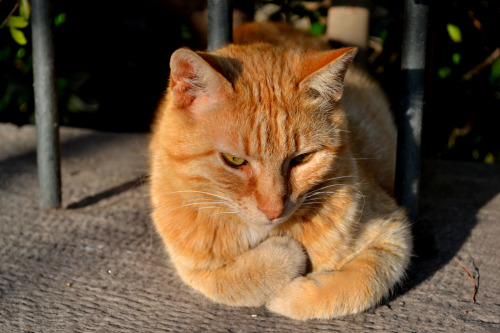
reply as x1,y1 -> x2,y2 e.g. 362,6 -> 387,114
149,23 -> 412,320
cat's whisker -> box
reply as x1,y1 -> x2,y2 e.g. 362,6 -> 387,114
300,191 -> 359,208
153,195 -> 216,209
306,190 -> 339,198
160,194 -> 214,201
154,198 -> 226,214
307,190 -> 356,199
307,181 -> 359,196
154,188 -> 234,211
335,129 -> 351,133
185,191 -> 232,203
194,206 -> 230,210
154,198 -> 229,216
153,190 -> 233,214
156,205 -> 234,219
301,199 -> 328,204
354,191 -> 367,225
304,188 -> 366,213
156,196 -> 219,206
177,201 -> 228,209
158,190 -> 232,202
306,185 -> 362,199
336,157 -> 376,160
207,211 -> 239,218
300,202 -> 326,207
302,196 -> 329,202
194,186 -> 233,198
320,175 -> 357,182
314,181 -> 361,191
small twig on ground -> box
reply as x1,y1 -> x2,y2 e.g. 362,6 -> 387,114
472,258 -> 480,294
454,256 -> 477,303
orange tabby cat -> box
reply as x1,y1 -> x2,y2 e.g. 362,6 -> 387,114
149,22 -> 412,320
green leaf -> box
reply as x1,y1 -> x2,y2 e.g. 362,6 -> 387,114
10,27 -> 27,45
380,28 -> 388,45
180,24 -> 192,41
484,153 -> 495,164
54,13 -> 67,27
309,22 -> 325,36
452,53 -> 461,65
446,24 -> 462,43
7,16 -> 29,28
438,66 -> 452,79
490,58 -> 500,84
20,0 -> 31,20
16,47 -> 26,59
472,149 -> 480,160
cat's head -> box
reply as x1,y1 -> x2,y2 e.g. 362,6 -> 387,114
160,44 -> 357,227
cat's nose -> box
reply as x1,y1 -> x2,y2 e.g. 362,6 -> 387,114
258,201 -> 285,220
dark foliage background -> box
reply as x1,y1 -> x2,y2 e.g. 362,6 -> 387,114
1,0 -> 499,163
1,0 -> 184,132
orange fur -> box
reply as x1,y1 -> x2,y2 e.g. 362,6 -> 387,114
149,22 -> 412,320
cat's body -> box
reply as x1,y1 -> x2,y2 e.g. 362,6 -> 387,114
150,22 -> 412,319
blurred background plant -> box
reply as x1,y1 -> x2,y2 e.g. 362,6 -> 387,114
1,0 -> 499,163
1,0 -> 30,44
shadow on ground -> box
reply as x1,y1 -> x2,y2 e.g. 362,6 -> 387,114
408,159 -> 500,290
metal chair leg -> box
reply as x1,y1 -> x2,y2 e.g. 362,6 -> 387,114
395,0 -> 429,220
32,0 -> 61,208
208,0 -> 233,51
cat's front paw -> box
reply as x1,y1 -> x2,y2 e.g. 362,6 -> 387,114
267,275 -> 317,320
254,236 -> 309,294
267,271 -> 372,320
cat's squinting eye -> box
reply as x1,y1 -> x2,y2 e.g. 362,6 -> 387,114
292,152 -> 314,165
221,153 -> 247,167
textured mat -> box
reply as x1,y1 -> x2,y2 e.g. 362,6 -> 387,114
1,123 -> 499,332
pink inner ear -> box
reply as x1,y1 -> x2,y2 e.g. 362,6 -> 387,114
171,60 -> 197,108
169,48 -> 235,111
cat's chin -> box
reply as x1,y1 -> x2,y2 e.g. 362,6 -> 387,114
244,213 -> 290,229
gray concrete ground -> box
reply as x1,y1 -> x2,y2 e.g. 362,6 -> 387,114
1,123 -> 499,332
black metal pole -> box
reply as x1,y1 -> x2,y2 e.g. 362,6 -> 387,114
395,0 -> 429,220
31,0 -> 61,208
207,0 -> 233,51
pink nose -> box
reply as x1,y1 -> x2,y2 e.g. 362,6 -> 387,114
258,202 -> 285,220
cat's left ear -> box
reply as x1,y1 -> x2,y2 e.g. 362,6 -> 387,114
169,48 -> 234,110
299,47 -> 357,104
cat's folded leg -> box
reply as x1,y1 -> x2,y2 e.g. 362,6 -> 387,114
267,237 -> 410,320
176,236 -> 309,307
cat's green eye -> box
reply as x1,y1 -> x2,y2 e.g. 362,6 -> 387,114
221,153 -> 247,167
292,152 -> 313,165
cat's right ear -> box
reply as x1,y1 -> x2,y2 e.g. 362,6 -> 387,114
298,47 -> 358,105
169,48 -> 234,110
